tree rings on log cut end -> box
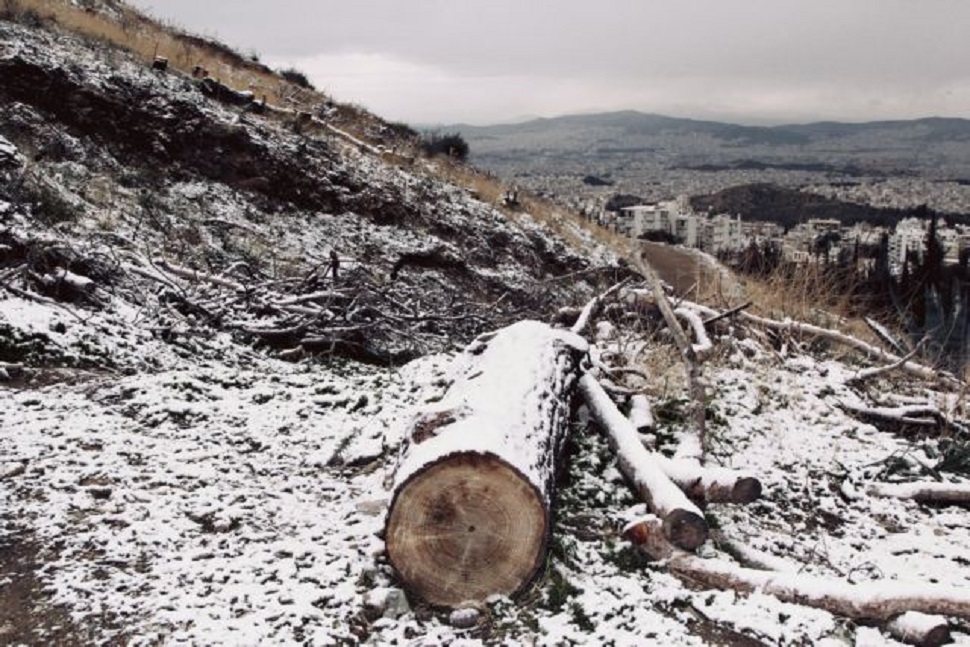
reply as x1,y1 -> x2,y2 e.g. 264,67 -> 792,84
662,508 -> 709,551
385,452 -> 547,607
732,477 -> 762,504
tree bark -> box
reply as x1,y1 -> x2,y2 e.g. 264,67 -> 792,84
579,374 -> 709,550
385,321 -> 587,607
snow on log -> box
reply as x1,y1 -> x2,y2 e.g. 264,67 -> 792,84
624,517 -> 970,622
656,456 -> 762,504
385,321 -> 588,607
579,374 -> 708,550
866,481 -> 970,506
627,394 -> 654,432
886,611 -> 951,647
674,306 -> 713,356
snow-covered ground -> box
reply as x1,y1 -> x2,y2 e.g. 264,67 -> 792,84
4,290 -> 970,645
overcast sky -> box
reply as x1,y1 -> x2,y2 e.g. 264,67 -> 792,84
129,0 -> 970,126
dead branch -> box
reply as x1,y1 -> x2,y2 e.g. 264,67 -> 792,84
866,481 -> 970,506
624,516 -> 970,622
570,278 -> 631,335
847,340 -> 928,386
703,300 -> 753,327
632,252 -> 707,458
580,374 -> 709,550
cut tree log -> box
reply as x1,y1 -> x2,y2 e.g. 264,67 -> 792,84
886,611 -> 951,647
579,374 -> 709,550
656,456 -> 762,504
624,516 -> 970,622
384,321 -> 588,607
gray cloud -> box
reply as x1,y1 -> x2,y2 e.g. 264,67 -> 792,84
129,0 -> 970,125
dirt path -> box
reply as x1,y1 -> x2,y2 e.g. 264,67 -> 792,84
640,241 -> 743,301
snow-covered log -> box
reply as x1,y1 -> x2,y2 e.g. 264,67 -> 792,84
886,611 -> 951,647
579,374 -> 709,550
656,456 -> 762,504
866,481 -> 970,506
627,394 -> 654,432
624,517 -> 970,622
385,321 -> 588,607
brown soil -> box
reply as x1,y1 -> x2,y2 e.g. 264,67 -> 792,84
0,531 -> 123,646
640,241 -> 732,298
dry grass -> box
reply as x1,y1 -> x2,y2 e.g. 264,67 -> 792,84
430,157 -> 632,259
735,262 -> 879,347
5,0 -> 319,109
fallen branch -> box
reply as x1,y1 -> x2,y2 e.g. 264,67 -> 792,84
570,278 -> 631,335
703,300 -> 752,327
632,252 -> 707,459
154,258 -> 244,291
847,340 -> 927,386
866,481 -> 970,506
580,374 -> 708,550
655,456 -> 762,504
624,516 -> 970,622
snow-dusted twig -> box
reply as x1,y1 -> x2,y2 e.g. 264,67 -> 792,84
570,277 -> 631,335
847,339 -> 928,386
865,316 -> 911,356
624,516 -> 970,622
866,481 -> 970,506
674,306 -> 712,356
154,258 -> 245,291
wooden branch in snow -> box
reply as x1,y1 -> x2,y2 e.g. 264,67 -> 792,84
679,299 -> 962,389
569,278 -> 631,335
579,374 -> 709,550
702,300 -> 752,327
624,516 -> 970,622
838,402 -> 969,437
674,306 -> 713,356
847,340 -> 927,386
739,311 -> 960,388
0,362 -> 25,381
866,481 -> 970,506
153,259 -> 245,291
627,394 -> 654,433
655,456 -> 762,504
865,316 -> 910,356
632,252 -> 707,457
886,611 -> 951,647
385,321 -> 588,607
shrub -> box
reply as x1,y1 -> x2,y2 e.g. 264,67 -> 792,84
278,67 -> 315,90
420,131 -> 469,161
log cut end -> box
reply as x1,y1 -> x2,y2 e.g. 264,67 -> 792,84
662,508 -> 709,551
385,452 -> 547,607
732,477 -> 763,504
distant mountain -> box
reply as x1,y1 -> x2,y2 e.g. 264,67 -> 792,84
450,110 -> 970,177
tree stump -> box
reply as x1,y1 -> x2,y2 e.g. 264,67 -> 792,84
385,321 -> 587,607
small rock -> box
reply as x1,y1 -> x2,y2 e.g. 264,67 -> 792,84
354,499 -> 388,516
383,588 -> 410,619
364,587 -> 411,621
449,606 -> 481,629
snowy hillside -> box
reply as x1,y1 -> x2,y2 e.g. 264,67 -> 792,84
3,5 -> 970,647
